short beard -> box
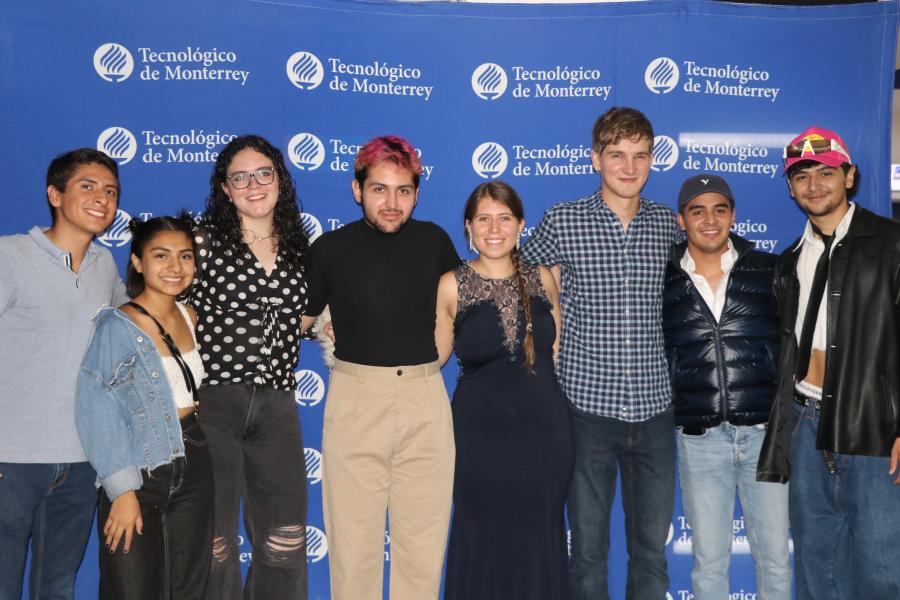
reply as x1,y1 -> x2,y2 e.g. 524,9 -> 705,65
800,197 -> 846,219
359,194 -> 414,234
363,215 -> 409,234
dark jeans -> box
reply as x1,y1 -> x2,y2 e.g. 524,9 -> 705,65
199,383 -> 308,600
568,406 -> 675,600
790,402 -> 900,600
0,461 -> 97,600
97,414 -> 214,600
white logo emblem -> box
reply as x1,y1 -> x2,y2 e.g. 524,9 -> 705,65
471,63 -> 508,100
286,51 -> 324,90
306,526 -> 328,562
294,369 -> 325,406
97,209 -> 134,248
472,142 -> 508,179
288,133 -> 325,171
300,213 -> 323,243
644,57 -> 679,94
305,447 -> 323,485
93,43 -> 134,82
651,135 -> 679,172
97,127 -> 137,165
700,178 -> 709,185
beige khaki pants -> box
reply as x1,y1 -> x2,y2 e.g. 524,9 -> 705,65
322,359 -> 455,600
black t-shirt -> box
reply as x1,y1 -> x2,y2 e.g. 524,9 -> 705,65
306,219 -> 460,366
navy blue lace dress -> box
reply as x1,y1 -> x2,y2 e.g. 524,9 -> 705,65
443,262 -> 574,600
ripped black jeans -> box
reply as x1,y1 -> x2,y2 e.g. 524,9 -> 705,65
199,384 -> 308,600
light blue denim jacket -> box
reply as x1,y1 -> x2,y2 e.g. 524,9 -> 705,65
75,307 -> 185,501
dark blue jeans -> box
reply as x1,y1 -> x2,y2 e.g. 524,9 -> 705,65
0,461 -> 97,600
568,406 -> 675,600
790,402 -> 900,600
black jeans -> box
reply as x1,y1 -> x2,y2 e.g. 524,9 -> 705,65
97,414 -> 214,600
199,383 -> 308,600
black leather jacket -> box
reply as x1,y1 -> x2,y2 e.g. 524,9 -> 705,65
758,206 -> 900,483
663,234 -> 778,428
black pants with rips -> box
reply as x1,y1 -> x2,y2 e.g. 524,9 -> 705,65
199,383 -> 308,600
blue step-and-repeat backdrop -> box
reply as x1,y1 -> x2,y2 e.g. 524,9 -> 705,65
2,0 -> 898,598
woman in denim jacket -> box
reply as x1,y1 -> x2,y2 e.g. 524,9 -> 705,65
75,215 -> 213,599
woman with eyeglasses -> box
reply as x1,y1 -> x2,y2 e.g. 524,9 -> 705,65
190,135 -> 311,599
75,214 -> 213,599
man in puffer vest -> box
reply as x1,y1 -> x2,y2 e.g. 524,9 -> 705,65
663,174 -> 791,600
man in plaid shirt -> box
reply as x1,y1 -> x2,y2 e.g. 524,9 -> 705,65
522,106 -> 679,600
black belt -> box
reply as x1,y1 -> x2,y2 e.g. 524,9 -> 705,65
793,391 -> 822,411
681,426 -> 706,436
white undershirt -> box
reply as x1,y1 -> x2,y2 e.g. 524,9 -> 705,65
680,239 -> 738,323
160,303 -> 206,410
793,202 -> 855,353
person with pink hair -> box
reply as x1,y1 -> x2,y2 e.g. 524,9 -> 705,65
302,135 -> 460,600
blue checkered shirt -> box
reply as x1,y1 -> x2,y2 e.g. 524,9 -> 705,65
522,191 -> 679,422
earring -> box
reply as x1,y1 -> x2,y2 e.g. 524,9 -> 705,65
515,237 -> 520,251
467,229 -> 477,254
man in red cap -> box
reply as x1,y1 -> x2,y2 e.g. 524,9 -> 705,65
757,126 -> 900,599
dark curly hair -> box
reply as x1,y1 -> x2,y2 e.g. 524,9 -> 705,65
204,134 -> 309,270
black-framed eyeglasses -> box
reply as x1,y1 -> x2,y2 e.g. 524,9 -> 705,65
226,167 -> 276,189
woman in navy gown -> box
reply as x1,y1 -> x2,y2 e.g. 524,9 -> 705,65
437,181 -> 574,600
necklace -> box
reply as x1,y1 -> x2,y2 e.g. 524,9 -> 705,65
243,228 -> 275,243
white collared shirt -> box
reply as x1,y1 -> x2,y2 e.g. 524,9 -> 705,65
794,202 -> 856,352
680,239 -> 738,322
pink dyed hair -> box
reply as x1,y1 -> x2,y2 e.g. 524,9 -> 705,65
354,135 -> 423,189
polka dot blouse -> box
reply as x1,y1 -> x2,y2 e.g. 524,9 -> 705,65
189,222 -> 309,391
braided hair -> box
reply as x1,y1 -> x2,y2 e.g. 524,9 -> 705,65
463,181 -> 535,373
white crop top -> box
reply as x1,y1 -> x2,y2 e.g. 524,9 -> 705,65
161,303 -> 206,410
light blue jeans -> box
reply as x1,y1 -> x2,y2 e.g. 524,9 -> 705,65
677,423 -> 791,600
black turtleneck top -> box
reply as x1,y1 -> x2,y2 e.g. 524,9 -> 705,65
306,218 -> 460,366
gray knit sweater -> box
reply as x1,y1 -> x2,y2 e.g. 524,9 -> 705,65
0,227 -> 127,463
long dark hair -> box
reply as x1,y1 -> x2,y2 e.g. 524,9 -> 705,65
464,181 -> 535,373
205,135 -> 309,270
126,213 -> 197,298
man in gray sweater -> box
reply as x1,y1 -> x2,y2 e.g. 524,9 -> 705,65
0,148 -> 128,599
